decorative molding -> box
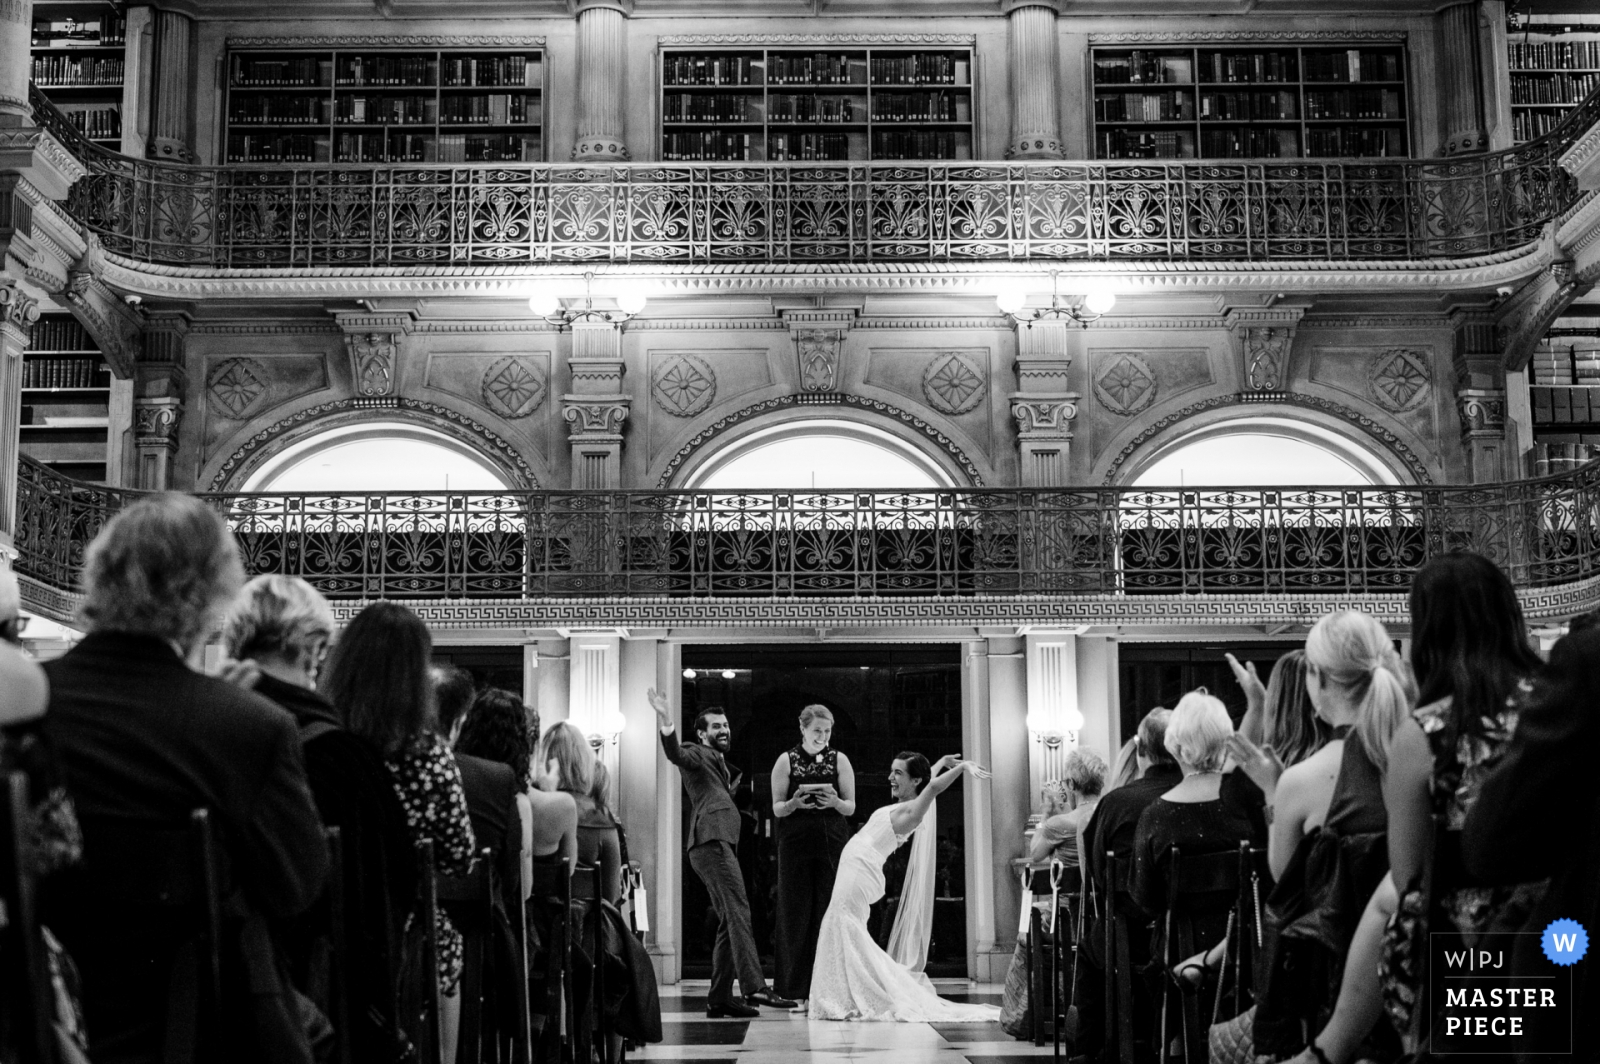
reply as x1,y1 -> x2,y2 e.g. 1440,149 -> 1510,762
1457,388 -> 1508,435
1094,353 -> 1158,417
658,33 -> 976,46
1011,397 -> 1078,437
1102,392 -> 1435,486
481,355 -> 547,419
1368,348 -> 1432,413
1242,327 -> 1293,392
0,283 -> 40,335
209,396 -> 539,491
1088,30 -> 1407,44
226,34 -> 547,48
795,328 -> 846,393
651,353 -> 717,418
623,319 -> 788,332
921,351 -> 986,416
654,393 -> 985,488
346,332 -> 398,397
412,321 -> 561,334
207,358 -> 269,419
190,322 -> 341,335
1300,316 -> 1450,330
563,399 -> 631,438
855,317 -> 1010,330
134,398 -> 183,446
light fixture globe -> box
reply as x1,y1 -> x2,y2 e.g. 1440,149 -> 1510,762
996,288 -> 1029,315
615,288 -> 648,315
527,288 -> 562,317
1083,288 -> 1117,316
601,708 -> 627,738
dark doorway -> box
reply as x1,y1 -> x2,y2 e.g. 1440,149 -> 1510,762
432,646 -> 524,700
677,643 -> 968,980
1118,642 -> 1304,741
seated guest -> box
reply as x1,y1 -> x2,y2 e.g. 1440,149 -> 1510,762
540,721 -> 618,900
435,662 -> 476,744
453,683 -> 540,898
1029,749 -> 1107,872
322,602 -> 476,1064
1105,736 -> 1140,793
223,575 -> 416,1064
1082,707 -> 1178,893
1131,690 -> 1261,964
0,567 -> 47,725
41,493 -> 328,1064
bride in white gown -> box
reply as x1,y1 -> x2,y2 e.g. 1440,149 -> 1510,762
809,753 -> 1001,1022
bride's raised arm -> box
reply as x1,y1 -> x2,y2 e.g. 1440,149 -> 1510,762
889,755 -> 990,837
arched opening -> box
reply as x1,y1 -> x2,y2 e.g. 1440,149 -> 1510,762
1129,416 -> 1399,487
682,418 -> 955,490
242,422 -> 512,492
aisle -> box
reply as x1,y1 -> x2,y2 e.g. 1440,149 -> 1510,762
634,981 -> 1060,1064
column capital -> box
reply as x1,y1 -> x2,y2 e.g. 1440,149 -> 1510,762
1010,396 -> 1078,440
1001,0 -> 1062,11
571,0 -> 634,14
0,280 -> 39,344
562,397 -> 631,441
1457,387 -> 1507,438
134,396 -> 183,449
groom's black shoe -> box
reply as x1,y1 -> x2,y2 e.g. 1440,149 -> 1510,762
745,990 -> 799,1010
706,1000 -> 760,1019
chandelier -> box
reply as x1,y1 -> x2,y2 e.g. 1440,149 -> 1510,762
527,273 -> 648,330
996,271 -> 1116,328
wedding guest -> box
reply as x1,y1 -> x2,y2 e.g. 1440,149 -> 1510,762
1029,749 -> 1106,872
770,704 -> 855,1010
453,684 -> 538,895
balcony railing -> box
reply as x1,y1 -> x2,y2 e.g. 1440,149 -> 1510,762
28,84 -> 1600,270
16,456 -> 1600,602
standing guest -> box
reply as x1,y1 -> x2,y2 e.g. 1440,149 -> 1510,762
322,601 -> 476,1064
1105,736 -> 1140,793
41,493 -> 329,1064
1292,552 -> 1546,1064
647,687 -> 796,1017
453,684 -> 539,896
541,721 -> 621,902
1082,707 -> 1178,894
769,703 -> 856,1011
1463,622 -> 1600,1063
223,575 -> 416,1064
435,662 -> 477,744
1029,749 -> 1107,872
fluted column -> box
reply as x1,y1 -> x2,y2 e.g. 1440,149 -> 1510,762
1003,0 -> 1063,160
0,283 -> 38,550
1010,321 -> 1077,486
0,0 -> 33,127
572,0 -> 631,161
1439,2 -> 1489,155
563,322 -> 630,488
149,9 -> 193,161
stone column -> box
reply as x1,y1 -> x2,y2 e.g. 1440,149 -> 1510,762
651,640 -> 683,983
0,283 -> 38,552
534,637 -> 570,726
1439,2 -> 1489,155
149,9 -> 194,161
0,0 -> 33,127
563,322 -> 630,489
983,632 -> 1029,979
1002,0 -> 1063,159
572,0 -> 632,161
1452,306 -> 1508,482
133,396 -> 181,490
133,310 -> 187,491
1074,635 -> 1120,768
570,630 -> 623,806
1024,631 -> 1079,798
1010,321 -> 1077,487
618,634 -> 665,973
960,639 -> 996,981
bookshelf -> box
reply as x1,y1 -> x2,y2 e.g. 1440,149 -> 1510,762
1507,17 -> 1600,145
1090,43 -> 1409,160
659,46 -> 974,162
20,315 -> 113,484
224,46 -> 545,164
1528,323 -> 1600,475
30,1 -> 128,151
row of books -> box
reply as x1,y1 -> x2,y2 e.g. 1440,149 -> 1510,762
337,56 -> 434,87
1509,40 -> 1600,70
440,56 -> 540,88
229,54 -> 543,89
769,94 -> 857,123
338,96 -> 432,125
21,358 -> 108,390
227,133 -> 322,162
663,131 -> 755,161
1304,126 -> 1404,157
1094,53 -> 1193,85
28,319 -> 93,352
31,16 -> 127,47
872,93 -> 970,123
870,55 -> 968,86
231,95 -> 326,125
433,134 -> 539,162
32,55 -> 123,86
1510,72 -> 1600,105
1532,385 -> 1600,424
1093,49 -> 1402,86
1302,50 -> 1401,83
1098,129 -> 1193,159
1304,88 -> 1403,121
1199,91 -> 1297,121
230,55 -> 323,87
1198,51 -> 1297,85
663,54 -> 758,87
1531,441 -> 1600,476
440,95 -> 538,125
769,53 -> 863,85
1530,345 -> 1600,385
663,93 -> 757,123
1201,128 -> 1300,159
62,106 -> 121,140
1513,110 -> 1569,141
770,132 -> 853,162
872,130 -> 970,160
1096,91 -> 1194,123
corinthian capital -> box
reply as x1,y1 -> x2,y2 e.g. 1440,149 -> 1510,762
563,397 -> 631,439
1011,396 -> 1078,437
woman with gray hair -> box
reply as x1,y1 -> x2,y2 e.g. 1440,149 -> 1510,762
223,575 -> 417,1064
1030,748 -> 1108,871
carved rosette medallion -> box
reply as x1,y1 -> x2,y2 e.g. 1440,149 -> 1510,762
207,358 -> 268,419
651,353 -> 717,418
921,352 -> 986,416
1368,348 -> 1432,413
795,328 -> 844,392
347,333 -> 397,397
1094,353 -> 1157,416
480,356 -> 546,419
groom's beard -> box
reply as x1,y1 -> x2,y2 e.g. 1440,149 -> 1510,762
709,734 -> 732,753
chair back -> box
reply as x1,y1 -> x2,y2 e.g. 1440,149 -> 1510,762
438,847 -> 495,1064
322,826 -> 354,1064
527,854 -> 573,1059
0,772 -> 53,1064
1101,851 -> 1137,1064
412,839 -> 443,1064
1157,842 -> 1263,1064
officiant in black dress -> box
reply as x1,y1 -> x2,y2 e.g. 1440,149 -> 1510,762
769,704 -> 856,1007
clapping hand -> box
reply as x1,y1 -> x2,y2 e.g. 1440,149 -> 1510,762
646,687 -> 673,731
1224,652 -> 1267,709
1225,733 -> 1284,796
960,760 -> 993,781
213,657 -> 261,691
933,753 -> 962,773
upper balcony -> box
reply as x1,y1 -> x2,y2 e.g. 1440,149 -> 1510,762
28,84 -> 1600,276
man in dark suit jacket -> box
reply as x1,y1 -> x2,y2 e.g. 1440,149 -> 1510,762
39,493 -> 329,1064
648,688 -> 795,1017
1463,622 -> 1600,1063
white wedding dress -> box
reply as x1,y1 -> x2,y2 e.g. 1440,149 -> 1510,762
808,803 -> 1000,1022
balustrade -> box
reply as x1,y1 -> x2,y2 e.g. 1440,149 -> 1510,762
15,455 -> 1600,601
25,82 -> 1600,269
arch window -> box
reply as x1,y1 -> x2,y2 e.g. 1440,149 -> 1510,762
242,422 -> 512,493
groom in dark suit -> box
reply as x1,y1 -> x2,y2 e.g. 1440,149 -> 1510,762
649,689 -> 795,1018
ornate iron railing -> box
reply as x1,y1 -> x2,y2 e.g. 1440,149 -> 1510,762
27,83 -> 1600,269
16,455 -> 1600,601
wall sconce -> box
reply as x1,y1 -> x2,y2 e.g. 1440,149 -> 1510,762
1025,707 -> 1085,747
528,272 -> 648,330
587,707 -> 628,751
997,271 -> 1116,328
